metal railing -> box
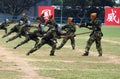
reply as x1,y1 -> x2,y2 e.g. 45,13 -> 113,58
0,16 -> 104,23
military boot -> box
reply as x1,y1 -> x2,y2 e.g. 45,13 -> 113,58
82,51 -> 89,56
98,53 -> 102,57
98,51 -> 102,57
50,51 -> 55,56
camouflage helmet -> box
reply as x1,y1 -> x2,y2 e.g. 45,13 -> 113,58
67,17 -> 73,23
90,13 -> 97,20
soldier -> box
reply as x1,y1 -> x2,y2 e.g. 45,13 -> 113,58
6,20 -> 31,43
26,27 -> 57,56
13,23 -> 46,49
0,19 -> 10,34
56,17 -> 76,50
13,14 -> 46,49
36,13 -> 45,24
80,13 -> 103,56
20,13 -> 28,24
45,15 -> 56,31
34,13 -> 46,34
13,30 -> 40,49
2,13 -> 28,38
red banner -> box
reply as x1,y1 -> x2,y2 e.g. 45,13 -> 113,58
105,7 -> 120,25
38,6 -> 54,21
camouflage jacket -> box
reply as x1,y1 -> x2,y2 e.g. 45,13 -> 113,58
86,18 -> 103,37
1,22 -> 7,26
62,23 -> 76,35
45,19 -> 56,26
20,17 -> 28,24
43,28 -> 57,42
36,16 -> 45,24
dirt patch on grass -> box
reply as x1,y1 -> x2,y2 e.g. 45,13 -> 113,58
0,48 -> 54,79
78,48 -> 120,64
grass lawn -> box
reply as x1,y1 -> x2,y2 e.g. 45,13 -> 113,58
0,24 -> 120,79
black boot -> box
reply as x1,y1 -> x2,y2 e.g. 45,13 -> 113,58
6,40 -> 9,43
82,52 -> 89,56
26,50 -> 32,56
50,53 -> 55,56
13,46 -> 17,49
98,53 -> 102,57
26,48 -> 36,56
26,52 -> 30,56
98,50 -> 102,57
50,51 -> 55,56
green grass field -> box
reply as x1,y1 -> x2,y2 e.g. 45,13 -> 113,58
0,24 -> 120,79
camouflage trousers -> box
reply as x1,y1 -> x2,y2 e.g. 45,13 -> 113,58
57,37 -> 75,50
2,26 -> 19,38
0,25 -> 7,34
85,36 -> 102,55
14,35 -> 39,49
26,38 -> 57,56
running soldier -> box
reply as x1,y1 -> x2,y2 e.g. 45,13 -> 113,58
2,13 -> 28,38
79,13 -> 103,56
56,17 -> 76,50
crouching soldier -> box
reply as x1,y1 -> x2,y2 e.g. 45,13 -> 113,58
6,20 -> 31,43
26,27 -> 57,56
13,23 -> 46,49
79,13 -> 103,56
13,30 -> 40,49
2,13 -> 28,38
0,19 -> 10,34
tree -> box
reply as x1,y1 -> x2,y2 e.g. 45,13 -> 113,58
52,0 -> 62,5
52,0 -> 116,7
89,0 -> 116,7
0,0 -> 42,19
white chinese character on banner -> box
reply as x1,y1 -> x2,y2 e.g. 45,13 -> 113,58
42,9 -> 51,20
107,9 -> 120,24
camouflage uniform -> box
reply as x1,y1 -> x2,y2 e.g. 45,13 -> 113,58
45,16 -> 56,31
0,20 -> 9,34
2,16 -> 28,38
81,18 -> 103,56
36,14 -> 45,24
36,14 -> 46,33
20,16 -> 28,24
13,15 -> 46,49
6,24 -> 30,43
26,28 -> 57,56
56,23 -> 76,50
13,30 -> 40,49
